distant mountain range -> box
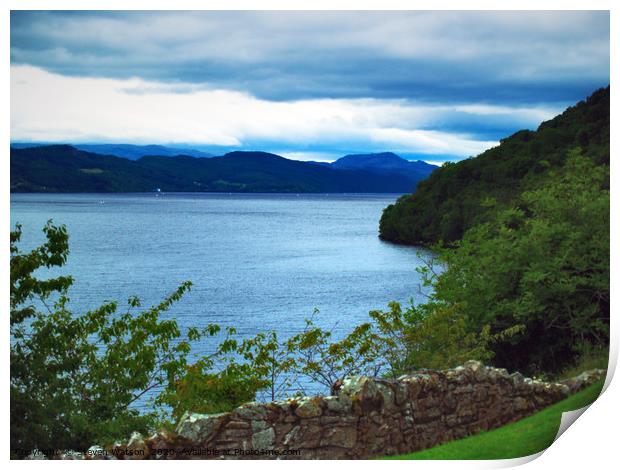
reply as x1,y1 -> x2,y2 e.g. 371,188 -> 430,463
10,145 -> 438,193
10,143 -> 213,160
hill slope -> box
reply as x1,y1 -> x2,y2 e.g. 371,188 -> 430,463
73,144 -> 213,159
379,86 -> 610,245
10,147 -> 437,193
11,143 -> 213,160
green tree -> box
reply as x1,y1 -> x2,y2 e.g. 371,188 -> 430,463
10,222 -> 229,453
155,359 -> 264,424
368,301 -> 497,377
431,150 -> 609,373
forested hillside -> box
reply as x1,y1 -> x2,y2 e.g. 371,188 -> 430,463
376,86 -> 609,375
379,87 -> 610,245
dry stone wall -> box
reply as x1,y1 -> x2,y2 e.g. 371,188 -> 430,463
83,362 -> 606,460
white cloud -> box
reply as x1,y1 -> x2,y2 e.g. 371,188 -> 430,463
453,104 -> 558,123
423,160 -> 450,167
12,65 -> 564,158
276,152 -> 338,163
367,128 -> 497,157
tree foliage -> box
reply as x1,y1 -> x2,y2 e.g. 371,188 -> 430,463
10,222 -> 227,452
155,360 -> 262,424
430,151 -> 609,373
368,301 -> 496,377
286,311 -> 382,391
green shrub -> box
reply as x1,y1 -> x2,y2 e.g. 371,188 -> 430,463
10,222 -> 234,452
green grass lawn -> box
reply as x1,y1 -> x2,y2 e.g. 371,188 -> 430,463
386,380 -> 604,460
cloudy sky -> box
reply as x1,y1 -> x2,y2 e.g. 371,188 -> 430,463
10,11 -> 609,163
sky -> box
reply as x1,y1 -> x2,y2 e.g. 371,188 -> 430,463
10,11 -> 610,163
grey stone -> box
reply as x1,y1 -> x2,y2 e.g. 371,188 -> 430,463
510,372 -> 525,385
376,382 -> 395,409
283,425 -> 301,446
464,360 -> 489,381
176,412 -> 228,444
321,426 -> 357,448
127,431 -> 144,447
295,397 -> 323,418
401,376 -> 424,399
124,431 -> 149,460
273,399 -> 292,414
235,402 -> 268,420
86,445 -> 113,460
339,375 -> 379,402
59,450 -> 85,460
252,427 -> 275,450
251,419 -> 268,432
394,382 -> 410,405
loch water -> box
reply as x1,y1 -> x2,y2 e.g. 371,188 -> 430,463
11,192 -> 433,399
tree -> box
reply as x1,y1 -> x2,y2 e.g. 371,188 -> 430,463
155,359 -> 264,424
368,301 -> 496,377
431,150 -> 609,373
287,311 -> 382,392
10,222 -> 228,453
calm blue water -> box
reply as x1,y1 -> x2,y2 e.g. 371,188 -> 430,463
11,193 -> 431,398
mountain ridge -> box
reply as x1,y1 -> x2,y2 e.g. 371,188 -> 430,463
10,143 -> 213,160
10,146 -> 438,194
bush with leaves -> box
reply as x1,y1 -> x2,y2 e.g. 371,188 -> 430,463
155,359 -> 264,424
367,301 -> 498,378
286,311 -> 382,392
10,222 -> 251,453
283,303 -> 501,390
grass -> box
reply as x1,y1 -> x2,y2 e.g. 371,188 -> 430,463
386,380 -> 604,460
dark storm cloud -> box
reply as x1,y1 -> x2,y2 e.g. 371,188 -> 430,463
10,10 -> 609,105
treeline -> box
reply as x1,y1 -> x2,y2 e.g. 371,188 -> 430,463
379,87 -> 610,245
